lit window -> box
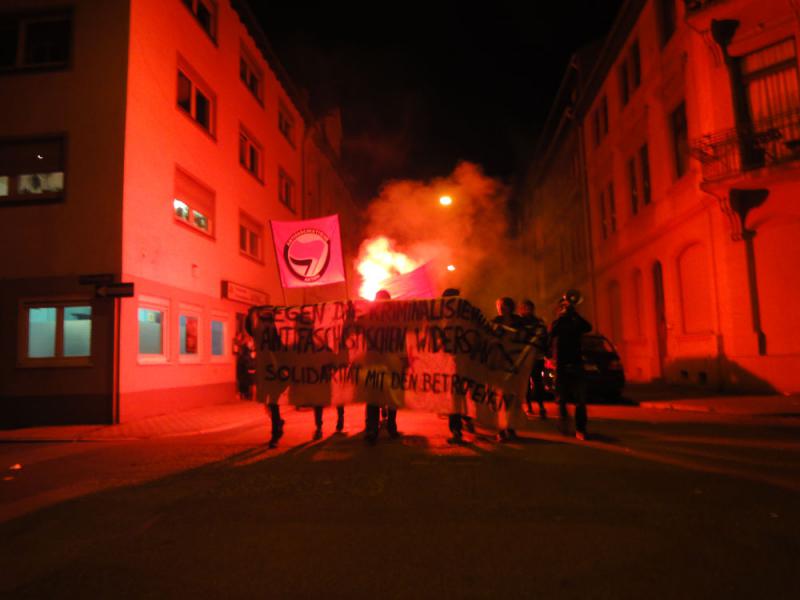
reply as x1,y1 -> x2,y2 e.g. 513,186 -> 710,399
278,169 -> 295,211
174,167 -> 215,237
239,128 -> 262,180
179,315 -> 199,355
181,0 -> 217,41
177,65 -> 216,136
211,320 -> 225,356
24,303 -> 91,363
138,308 -> 164,355
0,12 -> 71,72
240,50 -> 263,102
0,137 -> 65,204
239,212 -> 263,261
278,105 -> 295,146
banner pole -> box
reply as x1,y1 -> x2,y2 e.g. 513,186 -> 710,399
268,220 -> 289,306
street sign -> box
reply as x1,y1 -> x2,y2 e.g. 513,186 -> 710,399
79,273 -> 116,286
95,282 -> 134,298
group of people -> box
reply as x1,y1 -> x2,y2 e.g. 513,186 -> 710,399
243,287 -> 593,449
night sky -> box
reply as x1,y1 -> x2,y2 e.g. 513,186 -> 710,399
254,1 -> 624,201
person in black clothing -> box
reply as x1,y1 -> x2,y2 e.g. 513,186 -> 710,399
548,290 -> 592,440
492,297 -> 524,441
442,288 -> 474,444
246,307 -> 286,448
364,289 -> 399,444
235,333 -> 255,401
519,299 -> 548,419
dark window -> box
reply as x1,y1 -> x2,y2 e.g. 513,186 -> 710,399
657,0 -> 677,47
181,0 -> 216,41
176,66 -> 215,136
631,40 -> 641,88
0,13 -> 71,71
239,54 -> 263,102
640,144 -> 651,205
0,136 -> 66,205
599,188 -> 608,240
177,71 -> 192,113
278,106 -> 295,146
628,158 -> 638,216
620,62 -> 630,105
593,110 -> 601,146
608,182 -> 617,233
238,129 -> 262,180
195,89 -> 210,129
601,96 -> 609,135
670,102 -> 689,178
278,169 -> 295,211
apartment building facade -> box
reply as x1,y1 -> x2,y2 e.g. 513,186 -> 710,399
524,0 -> 800,393
0,0 -> 358,426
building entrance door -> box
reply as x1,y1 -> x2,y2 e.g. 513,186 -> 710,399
653,261 -> 667,378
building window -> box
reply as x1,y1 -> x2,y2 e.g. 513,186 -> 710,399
0,11 -> 71,72
628,157 -> 638,216
607,182 -> 617,233
179,314 -> 199,356
23,303 -> 91,364
239,128 -> 262,181
630,40 -> 641,89
211,319 -> 225,357
656,0 -> 676,47
240,49 -> 263,103
592,110 -> 601,147
239,212 -> 263,261
180,0 -> 216,42
174,167 -> 215,236
599,188 -> 608,240
177,65 -> 215,136
619,62 -> 630,106
601,95 -> 609,136
278,169 -> 295,211
278,104 -> 295,146
0,136 -> 65,205
741,38 -> 799,125
138,303 -> 167,359
639,144 -> 651,205
670,101 -> 689,179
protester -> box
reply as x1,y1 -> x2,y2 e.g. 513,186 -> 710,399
235,332 -> 255,401
246,308 -> 286,448
519,299 -> 549,419
312,405 -> 345,439
548,289 -> 592,440
491,297 -> 524,441
364,289 -> 400,444
442,287 -> 474,444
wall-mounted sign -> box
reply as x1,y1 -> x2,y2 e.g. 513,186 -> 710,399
221,280 -> 269,306
95,282 -> 134,298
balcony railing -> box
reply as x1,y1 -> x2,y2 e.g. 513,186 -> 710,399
690,109 -> 800,181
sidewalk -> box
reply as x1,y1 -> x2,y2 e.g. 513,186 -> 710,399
625,383 -> 800,417
0,401 -> 266,443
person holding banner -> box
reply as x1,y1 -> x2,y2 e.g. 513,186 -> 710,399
363,289 -> 401,444
246,307 -> 286,448
492,297 -> 525,442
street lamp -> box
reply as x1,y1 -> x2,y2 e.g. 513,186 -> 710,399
439,195 -> 453,206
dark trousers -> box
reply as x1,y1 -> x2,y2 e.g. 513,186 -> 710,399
528,359 -> 546,412
366,405 -> 396,436
556,369 -> 587,433
268,404 -> 283,436
314,406 -> 344,428
448,413 -> 462,435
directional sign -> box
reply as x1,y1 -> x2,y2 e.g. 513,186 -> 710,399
79,273 -> 116,286
95,282 -> 134,298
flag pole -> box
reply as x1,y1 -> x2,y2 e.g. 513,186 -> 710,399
268,220 -> 288,306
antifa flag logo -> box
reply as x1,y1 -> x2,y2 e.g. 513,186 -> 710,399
283,228 -> 332,282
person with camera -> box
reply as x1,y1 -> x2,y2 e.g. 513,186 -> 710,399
548,290 -> 592,440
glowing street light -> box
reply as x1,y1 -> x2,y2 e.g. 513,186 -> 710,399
447,264 -> 456,272
439,195 -> 453,206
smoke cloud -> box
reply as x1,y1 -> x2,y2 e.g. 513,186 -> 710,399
356,162 -> 531,315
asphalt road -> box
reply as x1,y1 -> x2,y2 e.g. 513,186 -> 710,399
1,406 -> 798,599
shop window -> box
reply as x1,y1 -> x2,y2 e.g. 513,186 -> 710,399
0,11 -> 71,72
278,168 -> 295,211
240,49 -> 263,103
22,303 -> 92,365
239,211 -> 263,261
174,166 -> 215,237
179,314 -> 199,356
0,136 -> 65,205
138,307 -> 165,356
177,63 -> 216,137
278,104 -> 295,146
180,0 -> 217,42
239,127 -> 262,181
211,319 -> 225,356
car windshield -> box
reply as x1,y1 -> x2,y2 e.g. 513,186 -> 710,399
582,335 -> 615,354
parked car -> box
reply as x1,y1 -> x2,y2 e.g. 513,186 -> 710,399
543,333 -> 625,401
